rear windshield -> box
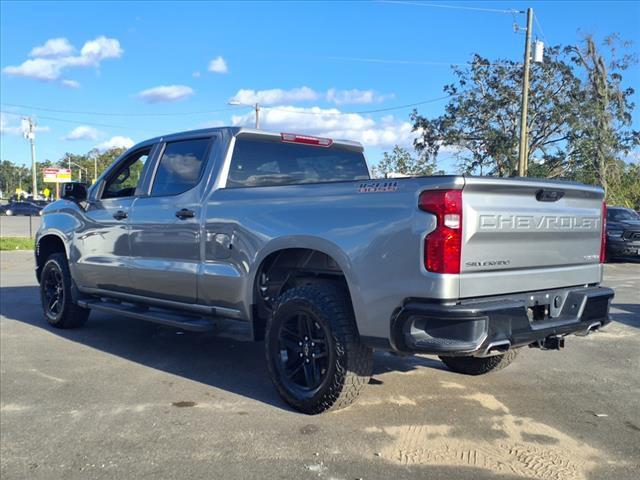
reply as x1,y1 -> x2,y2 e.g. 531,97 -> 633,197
226,137 -> 370,188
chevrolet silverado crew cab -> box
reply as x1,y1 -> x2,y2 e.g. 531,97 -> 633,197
36,127 -> 614,414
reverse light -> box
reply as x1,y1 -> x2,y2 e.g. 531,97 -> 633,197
419,189 -> 463,274
600,202 -> 607,263
281,133 -> 333,147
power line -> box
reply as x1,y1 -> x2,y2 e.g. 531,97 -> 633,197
377,1 -> 523,14
533,12 -> 548,44
301,54 -> 520,68
1,102 -> 236,117
260,94 -> 456,116
1,110 -> 162,134
5,92 -> 457,128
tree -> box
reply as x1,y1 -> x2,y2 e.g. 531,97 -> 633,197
0,160 -> 30,197
411,47 -> 583,177
565,34 -> 639,195
373,145 -> 437,178
0,147 -> 127,199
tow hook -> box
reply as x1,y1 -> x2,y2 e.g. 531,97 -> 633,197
530,335 -> 565,350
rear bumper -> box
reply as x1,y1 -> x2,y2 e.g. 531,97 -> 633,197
390,286 -> 614,356
607,239 -> 640,259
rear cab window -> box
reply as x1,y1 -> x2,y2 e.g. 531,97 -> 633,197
151,138 -> 211,196
226,136 -> 370,188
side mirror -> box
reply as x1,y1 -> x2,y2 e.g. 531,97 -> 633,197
62,182 -> 88,202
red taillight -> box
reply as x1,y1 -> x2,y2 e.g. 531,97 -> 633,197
600,201 -> 607,263
281,132 -> 333,147
419,189 -> 463,274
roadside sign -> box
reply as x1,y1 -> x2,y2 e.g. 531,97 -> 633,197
43,167 -> 72,183
57,168 -> 71,182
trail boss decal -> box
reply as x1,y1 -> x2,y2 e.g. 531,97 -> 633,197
357,181 -> 398,193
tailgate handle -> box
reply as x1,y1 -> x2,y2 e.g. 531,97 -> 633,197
536,189 -> 565,202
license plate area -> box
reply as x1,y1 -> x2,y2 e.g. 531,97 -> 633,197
527,304 -> 551,323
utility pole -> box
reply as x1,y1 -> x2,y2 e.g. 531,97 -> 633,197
517,7 -> 533,177
254,102 -> 260,129
228,101 -> 261,129
21,117 -> 38,198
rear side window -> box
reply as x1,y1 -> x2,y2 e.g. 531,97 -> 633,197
226,138 -> 369,188
151,138 -> 211,196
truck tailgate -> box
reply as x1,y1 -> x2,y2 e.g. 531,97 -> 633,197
460,177 -> 604,298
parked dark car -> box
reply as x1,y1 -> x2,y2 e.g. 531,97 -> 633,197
606,206 -> 640,261
0,201 -> 44,216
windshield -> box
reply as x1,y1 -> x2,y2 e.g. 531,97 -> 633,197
607,208 -> 640,222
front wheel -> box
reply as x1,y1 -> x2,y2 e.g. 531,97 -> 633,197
439,349 -> 519,375
40,253 -> 90,329
265,283 -> 373,414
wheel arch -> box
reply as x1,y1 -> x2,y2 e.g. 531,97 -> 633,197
36,233 -> 68,283
249,237 -> 364,339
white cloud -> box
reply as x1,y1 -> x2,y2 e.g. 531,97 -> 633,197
64,126 -> 101,141
3,58 -> 61,81
79,36 -> 123,62
230,87 -> 319,106
208,56 -> 228,74
95,136 -> 134,151
230,86 -> 394,107
326,88 -> 394,105
137,85 -> 194,103
0,113 -> 21,135
29,38 -> 75,58
3,36 -> 123,86
60,79 -> 80,89
231,105 -> 416,149
192,70 -> 201,78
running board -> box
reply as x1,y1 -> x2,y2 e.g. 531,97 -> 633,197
77,299 -> 215,332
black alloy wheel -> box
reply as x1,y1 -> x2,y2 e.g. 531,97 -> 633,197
276,312 -> 332,393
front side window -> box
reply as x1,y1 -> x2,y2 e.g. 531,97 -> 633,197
151,138 -> 210,196
102,149 -> 150,199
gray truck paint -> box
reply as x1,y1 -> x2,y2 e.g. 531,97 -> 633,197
36,127 -> 606,342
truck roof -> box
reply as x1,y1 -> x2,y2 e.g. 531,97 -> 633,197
135,127 -> 364,152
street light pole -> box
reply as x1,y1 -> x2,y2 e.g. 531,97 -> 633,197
70,162 -> 88,182
517,7 -> 533,177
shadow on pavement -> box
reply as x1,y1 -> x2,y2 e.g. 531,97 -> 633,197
611,303 -> 640,329
0,285 -> 442,412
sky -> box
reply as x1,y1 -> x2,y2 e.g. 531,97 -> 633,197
1,0 -> 639,173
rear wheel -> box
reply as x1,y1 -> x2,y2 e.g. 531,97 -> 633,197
265,283 -> 373,414
40,253 -> 89,329
439,349 -> 519,375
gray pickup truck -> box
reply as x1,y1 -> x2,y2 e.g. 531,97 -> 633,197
35,127 -> 614,414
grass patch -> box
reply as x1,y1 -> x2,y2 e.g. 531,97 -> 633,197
0,237 -> 34,251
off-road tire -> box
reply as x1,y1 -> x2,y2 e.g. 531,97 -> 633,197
265,283 -> 373,414
40,253 -> 90,329
439,349 -> 519,375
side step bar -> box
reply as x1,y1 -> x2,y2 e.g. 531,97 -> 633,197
77,299 -> 215,332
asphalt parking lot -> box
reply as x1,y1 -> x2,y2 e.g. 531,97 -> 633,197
1,251 -> 638,480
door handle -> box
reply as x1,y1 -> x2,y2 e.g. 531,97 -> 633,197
113,210 -> 128,220
175,208 -> 195,219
